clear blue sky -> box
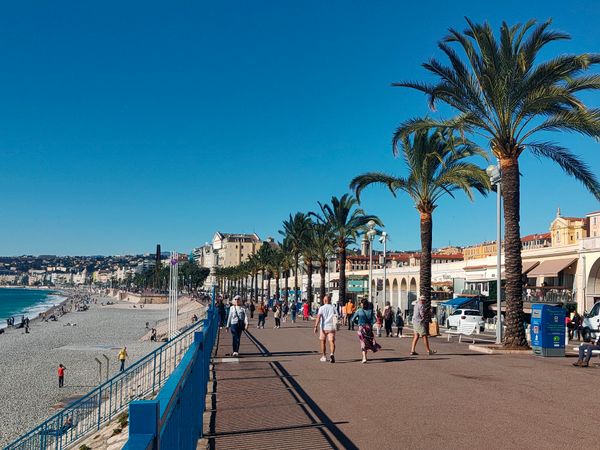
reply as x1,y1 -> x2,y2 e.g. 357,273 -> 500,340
1,1 -> 599,256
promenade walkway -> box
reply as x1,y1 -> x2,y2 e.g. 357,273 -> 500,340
205,316 -> 599,450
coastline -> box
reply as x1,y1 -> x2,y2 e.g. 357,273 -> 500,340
0,287 -> 69,330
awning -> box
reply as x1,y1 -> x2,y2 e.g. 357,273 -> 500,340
441,297 -> 473,308
501,260 -> 540,279
527,258 -> 577,278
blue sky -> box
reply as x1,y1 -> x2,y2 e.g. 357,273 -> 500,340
1,1 -> 599,255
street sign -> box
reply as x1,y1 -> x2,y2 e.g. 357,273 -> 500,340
347,279 -> 366,293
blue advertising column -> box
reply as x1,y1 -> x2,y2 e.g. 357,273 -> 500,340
530,304 -> 566,357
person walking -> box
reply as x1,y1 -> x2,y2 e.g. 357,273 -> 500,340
374,307 -> 383,338
274,303 -> 282,329
217,299 -> 226,328
249,301 -> 256,319
314,295 -> 338,363
395,309 -> 404,337
118,346 -> 129,371
383,302 -> 394,337
302,301 -> 310,321
572,311 -> 582,341
282,301 -> 289,323
58,364 -> 66,388
351,299 -> 381,363
226,295 -> 249,357
256,300 -> 267,328
410,296 -> 436,356
290,300 -> 297,323
345,299 -> 356,330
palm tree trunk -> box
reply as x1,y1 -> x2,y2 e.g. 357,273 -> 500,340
253,272 -> 258,301
419,211 -> 433,315
275,272 -> 280,300
267,271 -> 271,301
294,256 -> 299,300
319,261 -> 326,301
306,258 -> 313,305
501,157 -> 528,348
339,245 -> 347,305
284,270 -> 289,301
261,269 -> 265,301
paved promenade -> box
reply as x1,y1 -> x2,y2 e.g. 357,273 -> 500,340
205,316 -> 598,450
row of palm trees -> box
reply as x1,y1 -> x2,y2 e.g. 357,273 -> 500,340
218,19 -> 600,349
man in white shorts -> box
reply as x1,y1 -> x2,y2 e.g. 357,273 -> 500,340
314,295 -> 337,363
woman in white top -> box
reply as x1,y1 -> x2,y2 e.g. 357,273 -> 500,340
226,295 -> 249,357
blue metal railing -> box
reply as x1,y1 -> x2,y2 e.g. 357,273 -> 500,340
5,311 -> 211,450
124,307 -> 218,450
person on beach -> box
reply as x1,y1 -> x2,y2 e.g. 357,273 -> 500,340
383,302 -> 394,337
58,364 -> 66,388
118,346 -> 129,371
314,295 -> 337,363
351,299 -> 381,363
226,295 -> 249,357
395,309 -> 404,337
256,300 -> 267,328
410,296 -> 436,356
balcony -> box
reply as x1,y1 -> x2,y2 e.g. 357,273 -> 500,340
581,236 -> 600,251
523,286 -> 573,304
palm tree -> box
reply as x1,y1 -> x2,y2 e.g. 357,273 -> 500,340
394,19 -> 600,348
301,224 -> 316,305
269,246 -> 284,301
255,243 -> 274,301
311,221 -> 335,301
351,127 -> 489,314
311,194 -> 381,305
280,238 -> 294,301
280,213 -> 312,302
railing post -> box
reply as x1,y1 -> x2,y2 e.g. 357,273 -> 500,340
97,386 -> 102,430
128,400 -> 159,450
152,351 -> 157,394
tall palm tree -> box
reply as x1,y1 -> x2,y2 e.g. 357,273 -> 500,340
280,238 -> 294,301
351,128 -> 489,313
311,221 -> 335,302
394,19 -> 600,348
301,224 -> 317,305
311,194 -> 381,305
280,213 -> 312,301
269,246 -> 284,301
255,243 -> 274,301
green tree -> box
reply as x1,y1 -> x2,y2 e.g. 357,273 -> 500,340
351,127 -> 489,313
311,194 -> 381,305
395,19 -> 600,348
279,213 -> 312,301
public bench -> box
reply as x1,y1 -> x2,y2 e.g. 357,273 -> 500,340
444,322 -> 477,343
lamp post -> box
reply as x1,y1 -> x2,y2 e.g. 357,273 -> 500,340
486,162 -> 502,344
379,231 -> 388,306
366,220 -> 377,306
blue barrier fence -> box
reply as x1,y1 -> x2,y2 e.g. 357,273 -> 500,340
5,309 -> 213,450
124,306 -> 218,450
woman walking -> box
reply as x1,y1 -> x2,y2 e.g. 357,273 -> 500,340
395,308 -> 404,337
374,307 -> 383,337
383,302 -> 394,337
302,301 -> 310,321
290,300 -> 297,323
226,295 -> 249,357
274,303 -> 282,329
351,299 -> 381,363
410,296 -> 436,356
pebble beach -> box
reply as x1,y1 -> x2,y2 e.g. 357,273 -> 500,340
0,293 -> 184,447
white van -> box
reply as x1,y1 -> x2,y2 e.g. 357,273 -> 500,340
582,302 -> 600,341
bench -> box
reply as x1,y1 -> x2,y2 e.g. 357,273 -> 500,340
444,322 -> 477,343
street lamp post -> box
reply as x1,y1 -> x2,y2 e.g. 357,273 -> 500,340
379,232 -> 388,306
366,220 -> 377,306
486,162 -> 502,344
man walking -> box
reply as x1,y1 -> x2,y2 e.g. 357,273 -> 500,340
58,364 -> 66,388
118,346 -> 128,371
314,295 -> 338,363
345,299 -> 356,330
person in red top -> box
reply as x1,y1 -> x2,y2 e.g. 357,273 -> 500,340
58,364 -> 66,388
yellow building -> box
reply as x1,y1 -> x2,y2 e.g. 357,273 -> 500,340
550,208 -> 587,247
212,232 -> 263,267
463,241 -> 498,261
588,210 -> 600,238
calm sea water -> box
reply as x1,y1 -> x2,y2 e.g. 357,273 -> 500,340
0,288 -> 64,326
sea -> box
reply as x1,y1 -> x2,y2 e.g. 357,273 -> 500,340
0,288 -> 65,327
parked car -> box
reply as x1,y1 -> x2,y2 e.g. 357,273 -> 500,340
446,309 -> 485,332
582,302 -> 600,342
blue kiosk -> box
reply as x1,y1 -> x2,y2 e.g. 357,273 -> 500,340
530,304 -> 566,357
